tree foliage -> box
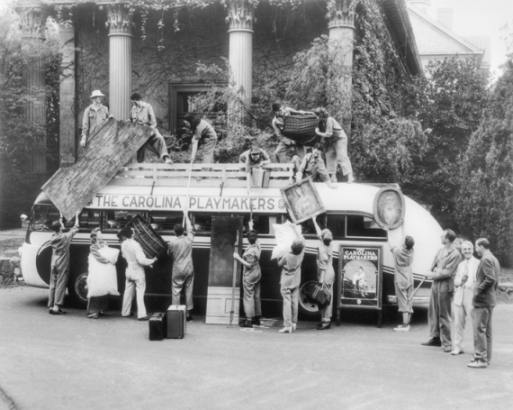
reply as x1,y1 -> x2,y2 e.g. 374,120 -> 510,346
0,8 -> 59,228
456,60 -> 513,266
406,57 -> 489,225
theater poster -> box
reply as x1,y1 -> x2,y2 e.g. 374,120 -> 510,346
338,246 -> 382,310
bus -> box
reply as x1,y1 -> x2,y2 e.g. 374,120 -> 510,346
20,163 -> 442,319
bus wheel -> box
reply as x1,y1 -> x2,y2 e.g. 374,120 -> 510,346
298,280 -> 320,317
68,272 -> 88,308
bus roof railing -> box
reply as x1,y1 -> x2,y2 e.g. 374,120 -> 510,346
108,163 -> 295,188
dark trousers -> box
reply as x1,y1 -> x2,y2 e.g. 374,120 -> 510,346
87,295 -> 109,315
473,306 -> 494,363
428,281 -> 452,347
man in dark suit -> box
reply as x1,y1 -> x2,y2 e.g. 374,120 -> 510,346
421,229 -> 462,352
468,238 -> 500,369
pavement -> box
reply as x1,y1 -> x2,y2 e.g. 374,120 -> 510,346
0,286 -> 512,410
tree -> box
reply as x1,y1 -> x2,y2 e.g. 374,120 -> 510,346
406,57 -> 489,227
0,6 -> 59,228
456,60 -> 513,266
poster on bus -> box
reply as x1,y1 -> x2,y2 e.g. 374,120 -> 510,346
338,246 -> 382,310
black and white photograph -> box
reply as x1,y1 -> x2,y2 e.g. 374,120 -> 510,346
1,0 -> 512,409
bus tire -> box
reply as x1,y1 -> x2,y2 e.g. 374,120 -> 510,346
298,280 -> 320,318
68,271 -> 89,308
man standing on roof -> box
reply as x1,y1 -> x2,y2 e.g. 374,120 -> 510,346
296,144 -> 338,189
130,92 -> 173,164
80,90 -> 112,148
167,210 -> 195,322
271,103 -> 311,164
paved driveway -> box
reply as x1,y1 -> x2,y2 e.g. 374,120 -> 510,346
0,286 -> 512,410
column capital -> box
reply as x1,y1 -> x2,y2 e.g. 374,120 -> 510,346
106,3 -> 134,37
224,0 -> 256,33
327,0 -> 358,30
16,6 -> 48,41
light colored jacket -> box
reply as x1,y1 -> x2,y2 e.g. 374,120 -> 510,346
82,104 -> 110,137
121,238 -> 154,280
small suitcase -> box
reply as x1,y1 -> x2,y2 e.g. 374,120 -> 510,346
149,312 -> 167,341
166,305 -> 186,339
251,168 -> 271,188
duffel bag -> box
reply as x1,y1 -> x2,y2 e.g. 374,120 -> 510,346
304,282 -> 331,306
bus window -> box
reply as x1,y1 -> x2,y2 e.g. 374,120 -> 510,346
239,214 -> 270,234
148,211 -> 182,231
192,214 -> 212,233
326,214 -> 345,239
346,215 -> 387,239
78,210 -> 101,229
300,215 -> 326,237
103,210 -> 146,230
30,205 -> 53,231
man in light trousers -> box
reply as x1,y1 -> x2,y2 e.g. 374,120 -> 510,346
119,227 -> 156,320
451,240 -> 479,355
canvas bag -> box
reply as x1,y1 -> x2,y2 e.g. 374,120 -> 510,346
87,247 -> 120,298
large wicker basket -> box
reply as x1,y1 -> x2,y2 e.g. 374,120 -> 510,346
282,114 -> 320,146
126,215 -> 168,259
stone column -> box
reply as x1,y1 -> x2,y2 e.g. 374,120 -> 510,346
106,4 -> 133,121
225,0 -> 255,121
59,19 -> 76,167
17,6 -> 48,173
327,0 -> 356,136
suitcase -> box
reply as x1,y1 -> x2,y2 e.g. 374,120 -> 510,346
166,305 -> 186,339
149,312 -> 167,341
251,168 -> 271,188
304,283 -> 331,306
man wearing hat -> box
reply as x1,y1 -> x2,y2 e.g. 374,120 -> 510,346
81,90 -> 111,148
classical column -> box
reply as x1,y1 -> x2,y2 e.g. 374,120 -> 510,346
327,0 -> 357,136
225,0 -> 255,119
106,4 -> 133,121
17,6 -> 48,173
59,19 -> 76,167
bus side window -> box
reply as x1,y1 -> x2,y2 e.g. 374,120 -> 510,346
346,215 -> 387,238
192,214 -> 212,233
240,214 -> 270,234
148,211 -> 182,231
78,210 -> 101,229
326,214 -> 345,239
300,214 -> 326,237
30,205 -> 52,231
103,210 -> 146,230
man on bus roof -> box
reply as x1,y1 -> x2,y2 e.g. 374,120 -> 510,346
296,144 -> 338,189
239,145 -> 271,194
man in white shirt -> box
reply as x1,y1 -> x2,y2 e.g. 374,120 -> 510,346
118,227 -> 156,320
451,241 -> 479,355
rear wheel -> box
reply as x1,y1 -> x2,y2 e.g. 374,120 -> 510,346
298,280 -> 320,318
68,272 -> 88,308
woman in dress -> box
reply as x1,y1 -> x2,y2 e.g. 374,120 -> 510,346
86,228 -> 119,319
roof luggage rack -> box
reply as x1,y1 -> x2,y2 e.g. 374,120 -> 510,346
110,163 -> 295,188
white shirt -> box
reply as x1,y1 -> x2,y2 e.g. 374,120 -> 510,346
453,256 -> 479,306
121,238 -> 154,280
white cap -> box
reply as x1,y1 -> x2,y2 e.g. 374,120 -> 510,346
90,90 -> 105,99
